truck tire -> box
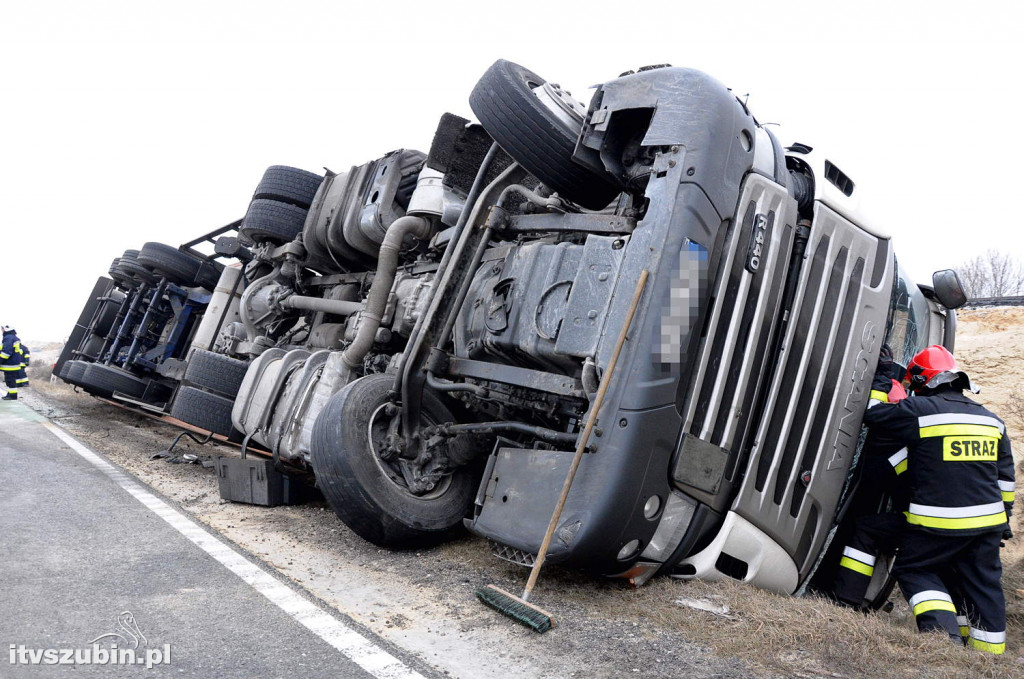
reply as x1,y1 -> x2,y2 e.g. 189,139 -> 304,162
93,300 -> 120,337
310,373 -> 476,549
184,349 -> 249,398
60,360 -> 89,386
253,166 -> 324,209
240,199 -> 308,245
137,242 -> 211,288
80,334 -> 105,361
170,386 -> 236,437
109,258 -> 135,289
78,363 -> 148,399
469,59 -> 620,210
118,249 -> 159,285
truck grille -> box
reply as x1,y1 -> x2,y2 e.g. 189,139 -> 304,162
732,201 -> 892,576
682,174 -> 796,476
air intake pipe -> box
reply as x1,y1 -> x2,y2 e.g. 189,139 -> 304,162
341,214 -> 434,369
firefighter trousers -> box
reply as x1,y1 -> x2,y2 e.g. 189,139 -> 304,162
834,512 -> 905,606
3,368 -> 19,396
895,528 -> 1006,654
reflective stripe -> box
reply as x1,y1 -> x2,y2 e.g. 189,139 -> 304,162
888,448 -> 908,475
913,599 -> 957,616
907,500 -> 1007,529
839,557 -> 874,577
0,366 -> 21,371
909,501 -> 1005,518
999,480 -> 1015,492
919,413 -> 1005,433
906,511 -> 1007,530
869,390 -> 889,404
0,352 -> 9,359
909,590 -> 953,608
968,638 -> 1005,654
969,627 -> 1005,644
842,547 -> 875,566
920,424 -> 1002,439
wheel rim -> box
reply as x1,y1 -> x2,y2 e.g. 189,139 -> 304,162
532,81 -> 587,130
366,402 -> 452,501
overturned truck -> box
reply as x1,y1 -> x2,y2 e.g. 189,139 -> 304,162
59,60 -> 967,602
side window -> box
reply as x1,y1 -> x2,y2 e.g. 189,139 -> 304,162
885,265 -> 931,368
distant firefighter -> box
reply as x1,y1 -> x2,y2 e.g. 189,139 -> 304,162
1,325 -> 26,400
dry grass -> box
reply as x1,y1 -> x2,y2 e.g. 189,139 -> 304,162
458,548 -> 1024,677
604,574 -> 1024,678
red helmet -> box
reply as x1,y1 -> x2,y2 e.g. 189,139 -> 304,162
906,345 -> 958,391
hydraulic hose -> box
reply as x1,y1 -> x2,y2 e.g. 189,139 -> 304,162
341,214 -> 434,369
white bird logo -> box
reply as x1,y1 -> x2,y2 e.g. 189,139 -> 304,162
89,611 -> 148,649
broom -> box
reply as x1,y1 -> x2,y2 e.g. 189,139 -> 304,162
477,269 -> 649,632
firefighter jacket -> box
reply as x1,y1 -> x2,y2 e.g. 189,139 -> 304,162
863,385 -> 1014,536
0,332 -> 24,371
20,343 -> 30,367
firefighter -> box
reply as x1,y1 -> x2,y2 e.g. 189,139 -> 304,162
1,325 -> 25,400
864,345 -> 1014,654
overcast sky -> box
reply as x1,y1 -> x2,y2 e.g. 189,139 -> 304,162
2,1 -> 1021,342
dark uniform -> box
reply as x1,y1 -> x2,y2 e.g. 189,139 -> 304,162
833,380 -> 910,606
834,379 -> 971,637
864,383 -> 1014,654
1,327 -> 25,400
17,342 -> 30,389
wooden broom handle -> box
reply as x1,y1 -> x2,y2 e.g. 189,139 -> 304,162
522,269 -> 649,599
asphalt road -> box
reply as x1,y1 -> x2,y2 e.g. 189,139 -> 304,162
0,399 -> 434,678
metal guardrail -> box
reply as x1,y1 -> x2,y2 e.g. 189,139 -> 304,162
962,296 -> 1024,309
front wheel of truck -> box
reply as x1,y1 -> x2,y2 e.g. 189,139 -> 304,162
310,373 -> 477,549
469,59 -> 621,210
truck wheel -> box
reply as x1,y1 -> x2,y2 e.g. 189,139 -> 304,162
80,334 -> 105,361
60,360 -> 89,386
170,386 -> 236,437
184,349 -> 249,398
93,298 -> 121,337
253,166 -> 324,209
310,373 -> 476,549
137,242 -> 207,288
469,59 -> 620,210
118,249 -> 159,285
240,199 -> 308,245
108,258 -> 135,289
78,363 -> 148,399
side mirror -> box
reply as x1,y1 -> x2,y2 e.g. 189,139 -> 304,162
932,269 -> 968,309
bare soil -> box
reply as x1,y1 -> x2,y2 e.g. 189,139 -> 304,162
20,308 -> 1024,677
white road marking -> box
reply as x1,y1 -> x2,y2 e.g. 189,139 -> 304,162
41,420 -> 425,679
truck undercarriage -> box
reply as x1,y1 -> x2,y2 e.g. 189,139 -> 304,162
56,60 -> 966,603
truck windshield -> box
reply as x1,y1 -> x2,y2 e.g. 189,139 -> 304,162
885,263 -> 932,367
